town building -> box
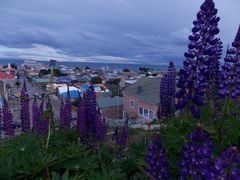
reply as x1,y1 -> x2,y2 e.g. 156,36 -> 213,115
49,59 -> 57,68
122,77 -> 160,123
22,60 -> 42,71
97,96 -> 123,119
57,86 -> 81,99
0,72 -> 15,104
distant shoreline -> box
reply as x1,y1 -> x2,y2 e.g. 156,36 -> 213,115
0,58 -> 181,70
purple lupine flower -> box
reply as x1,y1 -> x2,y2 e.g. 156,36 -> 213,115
44,99 -> 51,130
64,96 -> 72,129
112,127 -> 119,144
61,86 -> 72,130
0,107 -> 2,138
159,61 -> 176,118
180,125 -> 215,179
212,146 -> 240,179
119,119 -> 129,146
59,86 -> 72,130
76,86 -> 108,143
59,100 -> 65,129
208,39 -> 223,99
77,94 -> 88,143
35,100 -> 44,134
95,109 -> 107,141
218,26 -> 240,100
2,97 -> 14,136
83,86 -> 97,136
20,80 -> 30,132
175,0 -> 222,118
89,85 -> 97,136
32,96 -> 40,130
36,100 -> 48,134
78,87 -> 108,143
145,135 -> 170,180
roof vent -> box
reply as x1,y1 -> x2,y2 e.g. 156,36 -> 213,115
137,86 -> 143,94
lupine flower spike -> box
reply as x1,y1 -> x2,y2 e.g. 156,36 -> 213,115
180,125 -> 215,179
212,146 -> 240,179
119,119 -> 129,146
0,107 -> 2,138
176,0 -> 222,118
20,79 -> 30,132
159,61 -> 176,118
145,134 -> 170,180
218,26 -> 240,100
2,97 -> 14,136
32,96 -> 40,131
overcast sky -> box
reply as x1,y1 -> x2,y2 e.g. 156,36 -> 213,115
0,0 -> 239,64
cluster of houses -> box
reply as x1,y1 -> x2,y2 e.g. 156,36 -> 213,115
0,64 -> 17,106
0,59 -> 164,125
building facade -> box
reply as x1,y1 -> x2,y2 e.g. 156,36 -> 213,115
122,77 -> 160,122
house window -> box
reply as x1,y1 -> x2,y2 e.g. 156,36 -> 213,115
149,110 -> 154,119
144,109 -> 148,118
138,107 -> 143,115
130,99 -> 135,108
138,107 -> 154,120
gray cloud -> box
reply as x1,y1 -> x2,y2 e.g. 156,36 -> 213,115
0,0 -> 239,64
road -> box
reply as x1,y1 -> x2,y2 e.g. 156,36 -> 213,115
8,76 -> 63,127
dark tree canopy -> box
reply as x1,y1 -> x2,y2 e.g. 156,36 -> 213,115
106,78 -> 121,85
123,68 -> 130,72
90,76 -> 102,84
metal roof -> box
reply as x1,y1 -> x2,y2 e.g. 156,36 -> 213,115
97,96 -> 123,108
123,77 -> 160,105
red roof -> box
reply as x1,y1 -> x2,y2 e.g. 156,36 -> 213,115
0,73 -> 14,79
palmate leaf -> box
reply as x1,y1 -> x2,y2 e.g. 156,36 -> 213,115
0,133 -> 47,178
117,137 -> 149,179
129,136 -> 149,156
51,171 -> 68,180
89,168 -> 123,180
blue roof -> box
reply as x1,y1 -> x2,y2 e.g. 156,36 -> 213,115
61,90 -> 82,98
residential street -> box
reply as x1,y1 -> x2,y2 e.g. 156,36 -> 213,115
8,76 -> 65,130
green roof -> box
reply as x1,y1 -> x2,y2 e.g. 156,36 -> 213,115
97,96 -> 123,108
123,77 -> 160,104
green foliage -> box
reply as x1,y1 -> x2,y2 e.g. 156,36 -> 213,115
122,68 -> 130,72
15,81 -> 21,88
0,129 -> 149,179
106,78 -> 121,85
38,68 -> 65,77
1,100 -> 240,179
11,63 -> 18,69
39,69 -> 49,76
90,76 -> 102,84
139,67 -> 153,73
106,79 -> 122,97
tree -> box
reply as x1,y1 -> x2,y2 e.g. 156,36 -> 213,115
16,72 -> 20,79
123,68 -> 130,72
10,63 -> 18,69
85,66 -> 90,70
106,79 -> 122,97
106,78 -> 121,85
139,67 -> 153,73
90,76 -> 102,84
53,69 -> 63,77
39,69 -> 49,76
15,81 -> 21,89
